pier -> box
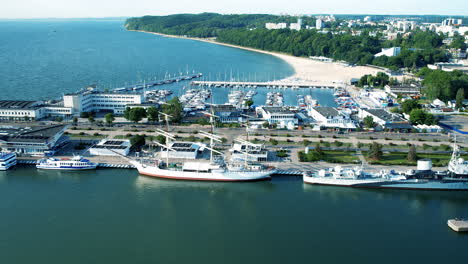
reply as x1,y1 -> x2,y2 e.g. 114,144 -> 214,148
113,73 -> 203,92
191,80 -> 340,89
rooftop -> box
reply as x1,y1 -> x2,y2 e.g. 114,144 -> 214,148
0,100 -> 42,110
0,125 -> 66,143
262,107 -> 294,115
313,107 -> 340,117
364,108 -> 405,122
212,104 -> 239,112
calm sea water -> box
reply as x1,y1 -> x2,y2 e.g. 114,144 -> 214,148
0,20 -> 467,264
1,168 -> 467,264
0,19 -> 335,106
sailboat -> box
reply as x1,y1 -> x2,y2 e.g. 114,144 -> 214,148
130,111 -> 273,182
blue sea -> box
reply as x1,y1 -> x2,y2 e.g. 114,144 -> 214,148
0,19 -> 335,106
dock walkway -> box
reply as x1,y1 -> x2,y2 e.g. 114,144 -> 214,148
191,80 -> 340,89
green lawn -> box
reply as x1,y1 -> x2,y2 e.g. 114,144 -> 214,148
299,150 -> 360,164
364,152 -> 468,167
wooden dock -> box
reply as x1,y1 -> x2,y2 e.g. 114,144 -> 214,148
448,219 -> 468,232
191,80 -> 341,89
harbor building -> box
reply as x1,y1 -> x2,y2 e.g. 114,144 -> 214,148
0,125 -> 68,156
0,101 -> 73,121
160,142 -> 204,160
230,143 -> 269,162
63,87 -> 144,115
89,139 -> 131,156
308,106 -> 357,130
211,105 -> 243,124
359,108 -> 412,131
257,107 -> 298,128
0,101 -> 45,121
384,85 -> 421,97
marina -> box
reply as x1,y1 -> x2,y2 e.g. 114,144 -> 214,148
191,80 -> 339,89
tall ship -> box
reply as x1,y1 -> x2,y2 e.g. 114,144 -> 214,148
304,145 -> 468,190
131,109 -> 274,182
0,152 -> 17,170
36,155 -> 97,170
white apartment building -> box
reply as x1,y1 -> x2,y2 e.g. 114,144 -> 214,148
316,19 -> 323,30
265,23 -> 287,30
63,87 -> 144,115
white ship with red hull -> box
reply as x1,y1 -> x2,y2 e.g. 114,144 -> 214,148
131,160 -> 272,182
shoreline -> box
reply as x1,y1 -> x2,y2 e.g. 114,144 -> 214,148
130,29 -> 385,85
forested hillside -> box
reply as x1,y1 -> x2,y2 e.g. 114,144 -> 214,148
125,13 -> 450,70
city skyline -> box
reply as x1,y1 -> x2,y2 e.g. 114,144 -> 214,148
1,0 -> 467,19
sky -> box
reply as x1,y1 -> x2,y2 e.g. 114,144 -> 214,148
1,0 -> 467,19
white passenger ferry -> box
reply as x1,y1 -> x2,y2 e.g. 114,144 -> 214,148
0,152 -> 17,170
36,155 -> 97,170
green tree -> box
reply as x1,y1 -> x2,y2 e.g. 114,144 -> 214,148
130,135 -> 146,151
302,139 -> 311,146
162,97 -> 184,123
88,116 -> 95,124
409,109 -> 437,125
104,113 -> 115,126
367,142 -> 383,161
155,135 -> 166,144
455,88 -> 465,110
262,121 -> 269,128
128,107 -> 147,123
363,116 -> 375,128
123,107 -> 131,121
244,99 -> 254,108
73,116 -> 78,124
55,116 -> 63,123
407,144 -> 418,162
146,106 -> 159,123
197,117 -> 210,125
269,138 -> 278,145
401,100 -> 420,114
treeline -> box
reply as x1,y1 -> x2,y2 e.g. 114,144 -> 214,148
126,13 -> 451,69
125,13 -> 315,38
417,68 -> 468,102
217,28 -> 448,69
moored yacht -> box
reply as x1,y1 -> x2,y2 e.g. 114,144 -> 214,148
0,152 -> 17,171
36,155 -> 97,170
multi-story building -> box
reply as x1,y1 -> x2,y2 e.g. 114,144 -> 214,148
265,23 -> 287,30
0,101 -> 45,121
308,106 -> 357,130
63,87 -> 143,115
316,19 -> 323,30
257,106 -> 298,127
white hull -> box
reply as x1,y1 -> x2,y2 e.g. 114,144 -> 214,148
132,161 -> 271,182
36,165 -> 97,170
0,160 -> 17,171
303,175 -> 387,186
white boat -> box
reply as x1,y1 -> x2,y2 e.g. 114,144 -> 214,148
303,166 -> 393,186
0,152 -> 17,170
36,155 -> 97,170
131,159 -> 273,182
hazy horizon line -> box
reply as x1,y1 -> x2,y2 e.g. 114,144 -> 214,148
0,13 -> 466,20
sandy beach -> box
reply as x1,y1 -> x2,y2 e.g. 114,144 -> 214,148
132,30 -> 386,85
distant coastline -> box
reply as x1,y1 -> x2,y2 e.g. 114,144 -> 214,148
129,29 -> 385,85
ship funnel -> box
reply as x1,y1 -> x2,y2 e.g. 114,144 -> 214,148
417,159 -> 432,171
